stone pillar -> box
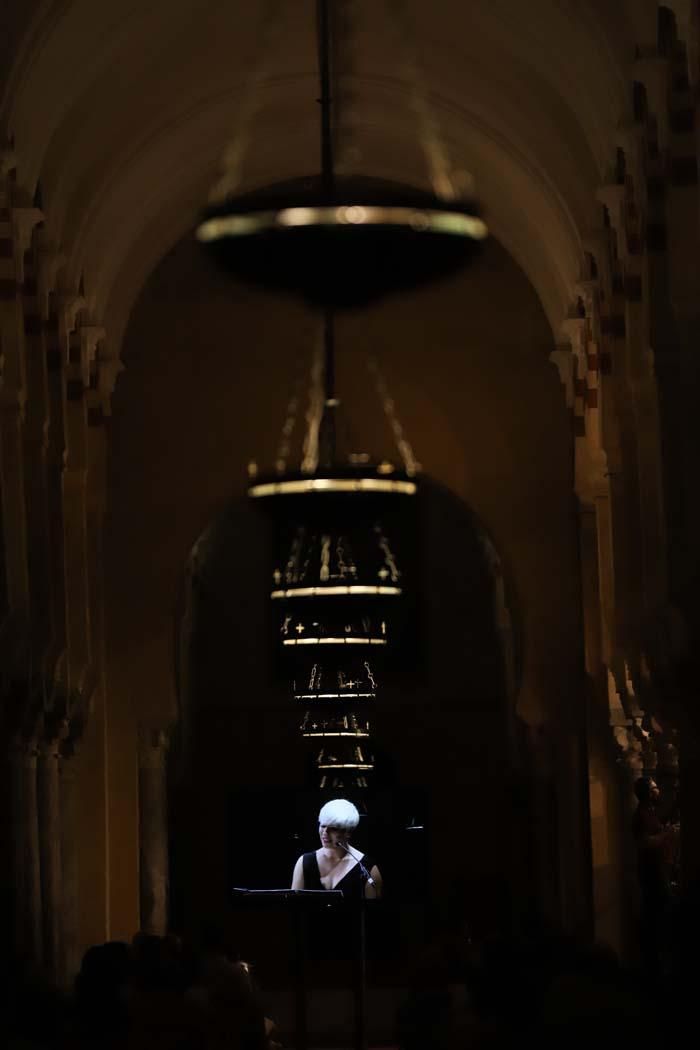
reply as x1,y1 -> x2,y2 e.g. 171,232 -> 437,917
60,750 -> 80,983
579,508 -> 603,677
37,737 -> 62,982
10,738 -> 43,964
593,491 -> 616,668
138,728 -> 170,935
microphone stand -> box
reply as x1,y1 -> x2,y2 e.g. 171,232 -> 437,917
336,839 -> 375,885
335,840 -> 371,1050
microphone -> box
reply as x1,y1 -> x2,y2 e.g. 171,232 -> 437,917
335,838 -> 375,886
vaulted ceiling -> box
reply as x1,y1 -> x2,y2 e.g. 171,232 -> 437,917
0,1 -> 676,352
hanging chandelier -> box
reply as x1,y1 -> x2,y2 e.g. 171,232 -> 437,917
197,0 -> 487,309
259,465 -> 413,793
249,322 -> 418,794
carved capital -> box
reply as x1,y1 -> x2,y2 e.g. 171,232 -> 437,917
95,349 -> 124,415
36,245 -> 66,322
574,278 -> 600,318
561,315 -> 587,352
78,325 -> 105,388
608,664 -> 644,775
581,230 -> 609,263
549,346 -> 575,407
615,123 -> 647,191
11,208 -> 43,284
581,230 -> 612,294
596,186 -> 628,261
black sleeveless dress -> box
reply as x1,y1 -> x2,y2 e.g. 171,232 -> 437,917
302,851 -> 376,897
301,851 -> 381,964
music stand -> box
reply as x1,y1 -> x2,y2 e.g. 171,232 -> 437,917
233,888 -> 353,1050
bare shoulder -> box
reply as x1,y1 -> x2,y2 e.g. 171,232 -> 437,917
291,854 -> 305,889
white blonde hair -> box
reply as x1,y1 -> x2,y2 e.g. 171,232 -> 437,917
318,798 -> 360,831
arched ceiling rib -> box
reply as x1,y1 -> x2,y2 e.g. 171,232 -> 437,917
1,1 -> 645,347
92,107 -> 583,355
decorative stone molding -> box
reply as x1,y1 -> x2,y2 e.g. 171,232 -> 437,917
55,294 -> 86,362
615,122 -> 647,194
94,345 -> 124,417
581,231 -> 612,295
608,669 -> 643,776
560,316 -> 587,378
10,207 -> 43,284
596,185 -> 630,264
35,243 -> 66,322
78,325 -> 105,388
575,278 -> 600,322
549,345 -> 575,407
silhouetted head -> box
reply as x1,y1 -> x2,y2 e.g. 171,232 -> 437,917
634,777 -> 659,804
76,941 -> 131,995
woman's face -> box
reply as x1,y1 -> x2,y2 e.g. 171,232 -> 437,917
319,823 -> 347,848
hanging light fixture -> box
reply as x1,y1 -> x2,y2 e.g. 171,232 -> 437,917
197,0 -> 487,309
266,471 -> 411,792
248,314 -> 420,793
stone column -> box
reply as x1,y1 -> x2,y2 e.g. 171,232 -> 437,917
10,737 -> 43,964
579,508 -> 603,676
37,737 -> 62,982
138,728 -> 170,935
60,750 -> 80,983
593,491 -> 616,668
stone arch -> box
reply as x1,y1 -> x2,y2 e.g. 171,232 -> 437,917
170,473 -> 546,944
0,0 -> 645,360
98,211 -> 579,937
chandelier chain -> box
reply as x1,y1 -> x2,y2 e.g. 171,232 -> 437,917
383,0 -> 458,201
367,355 -> 420,476
209,0 -> 285,202
301,327 -> 326,474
